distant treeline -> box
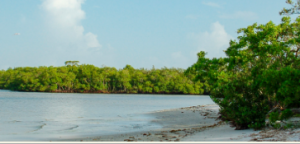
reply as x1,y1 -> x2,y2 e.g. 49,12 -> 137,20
0,64 -> 207,94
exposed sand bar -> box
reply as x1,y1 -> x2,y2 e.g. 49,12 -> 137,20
70,104 -> 300,142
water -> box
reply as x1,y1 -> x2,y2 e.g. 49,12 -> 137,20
0,90 -> 215,141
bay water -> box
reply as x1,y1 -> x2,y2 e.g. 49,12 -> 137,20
0,90 -> 215,141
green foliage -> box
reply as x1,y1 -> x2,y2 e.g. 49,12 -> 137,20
65,61 -> 80,66
0,64 -> 205,94
280,0 -> 300,15
269,112 -> 280,124
269,109 -> 293,129
280,109 -> 293,120
186,16 -> 300,129
283,123 -> 295,129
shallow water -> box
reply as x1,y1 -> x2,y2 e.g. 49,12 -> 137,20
0,90 -> 215,141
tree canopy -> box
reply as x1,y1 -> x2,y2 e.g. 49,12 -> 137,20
186,16 -> 300,129
0,64 -> 204,95
65,61 -> 80,66
280,0 -> 300,15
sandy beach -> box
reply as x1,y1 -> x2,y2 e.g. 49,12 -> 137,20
73,104 -> 300,142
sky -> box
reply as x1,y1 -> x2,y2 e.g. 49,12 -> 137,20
0,0 -> 294,70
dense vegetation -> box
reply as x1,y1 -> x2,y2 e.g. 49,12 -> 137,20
185,0 -> 300,129
0,64 -> 204,94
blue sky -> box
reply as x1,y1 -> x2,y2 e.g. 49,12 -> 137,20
0,0 -> 292,70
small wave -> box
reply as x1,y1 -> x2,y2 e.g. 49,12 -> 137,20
121,124 -> 144,129
28,123 -> 46,133
59,125 -> 79,131
8,120 -> 21,123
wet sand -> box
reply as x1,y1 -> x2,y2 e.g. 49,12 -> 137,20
71,104 -> 300,142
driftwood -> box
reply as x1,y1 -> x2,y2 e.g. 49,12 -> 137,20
266,106 -> 280,115
267,107 -> 300,115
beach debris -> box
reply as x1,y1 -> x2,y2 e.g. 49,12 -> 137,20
124,139 -> 134,142
143,133 -> 151,136
181,112 -> 184,113
170,129 -> 182,133
203,112 -> 209,116
170,130 -> 177,133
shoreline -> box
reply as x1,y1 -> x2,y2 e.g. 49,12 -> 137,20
0,89 -> 210,95
0,89 -> 209,96
72,104 -> 300,142
63,104 -> 223,142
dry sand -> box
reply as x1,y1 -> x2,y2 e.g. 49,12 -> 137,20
77,104 -> 300,142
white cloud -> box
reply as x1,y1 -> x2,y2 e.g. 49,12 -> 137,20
188,22 -> 233,58
202,2 -> 220,8
219,11 -> 258,20
41,0 -> 101,49
85,32 -> 101,48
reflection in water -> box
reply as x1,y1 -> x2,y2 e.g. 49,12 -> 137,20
0,90 -> 214,141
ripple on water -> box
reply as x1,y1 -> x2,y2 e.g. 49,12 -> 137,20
0,121 -> 45,135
